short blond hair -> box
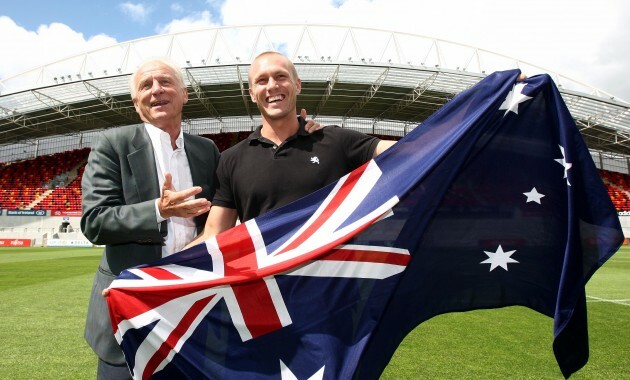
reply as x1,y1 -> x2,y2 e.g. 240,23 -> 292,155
128,57 -> 186,100
248,51 -> 299,85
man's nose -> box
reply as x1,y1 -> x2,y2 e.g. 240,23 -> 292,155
266,78 -> 278,89
151,80 -> 164,94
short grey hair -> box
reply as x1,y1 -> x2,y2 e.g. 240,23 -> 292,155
128,57 -> 186,100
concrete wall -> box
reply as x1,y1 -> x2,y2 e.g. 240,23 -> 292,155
0,213 -> 87,247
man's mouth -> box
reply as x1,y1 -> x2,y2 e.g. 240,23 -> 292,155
151,100 -> 169,107
266,94 -> 285,104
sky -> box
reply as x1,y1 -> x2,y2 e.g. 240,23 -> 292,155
1,0 -> 629,101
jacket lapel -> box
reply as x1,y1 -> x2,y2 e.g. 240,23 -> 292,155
184,134 -> 209,197
128,124 -> 160,201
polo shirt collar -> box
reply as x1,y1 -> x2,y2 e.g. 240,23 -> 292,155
247,117 -> 307,145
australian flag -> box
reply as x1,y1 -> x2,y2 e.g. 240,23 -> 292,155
105,70 -> 623,379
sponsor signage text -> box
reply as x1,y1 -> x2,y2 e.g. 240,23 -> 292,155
7,210 -> 47,216
0,239 -> 32,247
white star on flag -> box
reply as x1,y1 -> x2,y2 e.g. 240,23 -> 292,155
499,83 -> 533,115
554,145 -> 572,186
480,245 -> 519,271
280,360 -> 325,380
523,187 -> 545,204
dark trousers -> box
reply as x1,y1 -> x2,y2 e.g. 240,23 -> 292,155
97,358 -> 133,380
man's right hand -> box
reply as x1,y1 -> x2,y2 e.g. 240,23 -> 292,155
301,108 -> 324,134
158,172 -> 211,219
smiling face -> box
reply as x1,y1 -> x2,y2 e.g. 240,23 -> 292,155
248,52 -> 301,124
131,60 -> 188,131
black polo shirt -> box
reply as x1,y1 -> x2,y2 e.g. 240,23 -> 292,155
213,119 -> 380,222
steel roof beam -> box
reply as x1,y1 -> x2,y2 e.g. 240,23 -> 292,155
374,71 -> 438,121
30,90 -> 109,130
312,65 -> 340,118
344,67 -> 389,119
0,105 -> 47,138
83,81 -> 136,123
184,68 -> 222,121
236,65 -> 254,122
601,131 -> 630,147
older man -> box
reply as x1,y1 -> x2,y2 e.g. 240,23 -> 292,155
81,58 -> 219,379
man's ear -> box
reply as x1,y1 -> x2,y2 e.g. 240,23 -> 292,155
182,88 -> 189,104
249,88 -> 256,103
296,78 -> 302,94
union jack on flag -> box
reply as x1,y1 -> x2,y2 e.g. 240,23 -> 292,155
107,159 -> 411,380
106,70 -> 623,379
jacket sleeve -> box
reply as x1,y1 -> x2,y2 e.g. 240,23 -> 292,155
80,130 -> 164,246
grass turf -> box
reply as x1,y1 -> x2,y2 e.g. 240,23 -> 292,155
0,247 -> 101,379
0,246 -> 627,379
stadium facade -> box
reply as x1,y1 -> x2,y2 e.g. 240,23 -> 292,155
1,24 -> 630,243
1,24 -> 629,165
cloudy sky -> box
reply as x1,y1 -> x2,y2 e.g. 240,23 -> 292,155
1,0 -> 629,100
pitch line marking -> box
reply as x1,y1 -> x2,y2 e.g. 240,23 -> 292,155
586,296 -> 630,306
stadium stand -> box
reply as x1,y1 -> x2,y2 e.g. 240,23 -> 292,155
599,169 -> 630,211
1,135 -> 630,248
2,136 -> 630,214
200,133 -> 237,152
0,148 -> 89,211
1,134 -> 243,212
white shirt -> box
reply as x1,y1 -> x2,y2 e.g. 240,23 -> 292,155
145,123 -> 196,257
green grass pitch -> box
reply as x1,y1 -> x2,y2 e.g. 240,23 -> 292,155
0,246 -> 627,379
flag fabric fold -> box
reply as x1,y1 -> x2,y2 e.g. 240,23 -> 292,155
106,69 -> 623,379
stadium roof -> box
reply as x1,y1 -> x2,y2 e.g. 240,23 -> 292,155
1,24 -> 629,158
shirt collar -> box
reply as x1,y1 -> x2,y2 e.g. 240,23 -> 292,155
145,123 -> 185,151
247,117 -> 307,145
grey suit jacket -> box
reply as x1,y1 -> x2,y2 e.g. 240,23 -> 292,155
81,123 -> 220,364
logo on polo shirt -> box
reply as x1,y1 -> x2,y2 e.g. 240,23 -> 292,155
310,156 -> 320,164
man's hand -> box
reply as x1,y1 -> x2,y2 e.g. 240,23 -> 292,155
158,172 -> 211,219
301,108 -> 324,134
